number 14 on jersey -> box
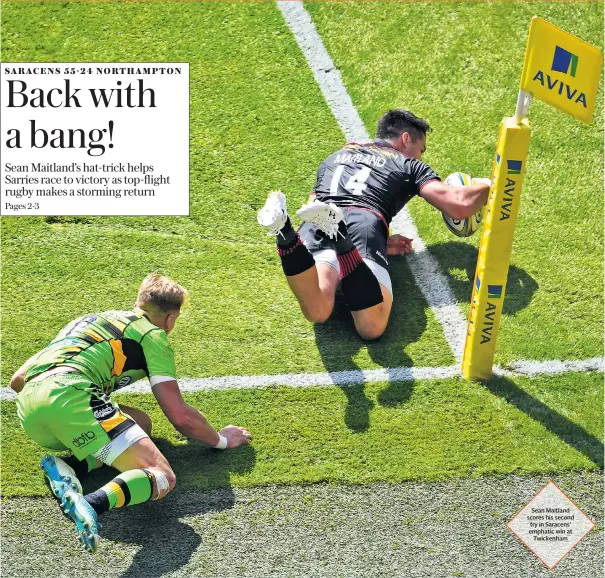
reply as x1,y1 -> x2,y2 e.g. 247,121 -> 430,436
330,165 -> 371,196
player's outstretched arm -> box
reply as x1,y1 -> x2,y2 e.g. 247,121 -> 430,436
152,380 -> 252,448
420,178 -> 490,219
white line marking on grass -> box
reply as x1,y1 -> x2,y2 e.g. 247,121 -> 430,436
390,211 -> 467,361
277,1 -> 467,362
1,358 -> 601,401
276,1 -> 367,143
497,357 -> 605,377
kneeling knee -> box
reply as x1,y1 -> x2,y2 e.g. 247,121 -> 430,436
356,323 -> 386,341
302,304 -> 332,324
304,310 -> 331,324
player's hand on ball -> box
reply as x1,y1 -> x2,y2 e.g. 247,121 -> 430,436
471,177 -> 492,188
220,424 -> 252,448
387,234 -> 413,256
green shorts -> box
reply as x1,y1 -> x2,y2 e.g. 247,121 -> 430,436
16,373 -> 138,461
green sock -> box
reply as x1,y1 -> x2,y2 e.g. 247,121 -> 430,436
84,469 -> 154,515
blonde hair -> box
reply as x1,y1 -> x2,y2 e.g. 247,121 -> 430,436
137,274 -> 188,314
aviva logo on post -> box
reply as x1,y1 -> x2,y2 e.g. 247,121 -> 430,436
551,46 -> 578,77
493,156 -> 521,221
487,285 -> 503,299
476,277 -> 503,299
473,277 -> 504,345
495,155 -> 522,174
506,160 -> 522,175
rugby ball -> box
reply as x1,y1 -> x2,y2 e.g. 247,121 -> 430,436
442,172 -> 484,238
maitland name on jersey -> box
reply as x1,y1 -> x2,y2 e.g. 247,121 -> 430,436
314,139 -> 440,225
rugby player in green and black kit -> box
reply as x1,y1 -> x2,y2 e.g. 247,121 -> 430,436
258,109 -> 491,340
10,274 -> 252,553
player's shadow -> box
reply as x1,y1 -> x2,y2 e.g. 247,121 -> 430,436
481,374 -> 604,468
428,241 -> 539,315
82,439 -> 256,578
314,257 -> 428,433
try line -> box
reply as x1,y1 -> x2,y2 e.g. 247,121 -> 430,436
1,357 -> 602,400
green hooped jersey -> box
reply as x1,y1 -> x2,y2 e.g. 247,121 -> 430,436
24,309 -> 176,395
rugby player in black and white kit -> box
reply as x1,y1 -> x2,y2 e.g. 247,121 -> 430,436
258,109 -> 490,340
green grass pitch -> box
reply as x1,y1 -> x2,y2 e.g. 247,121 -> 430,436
1,1 -> 603,499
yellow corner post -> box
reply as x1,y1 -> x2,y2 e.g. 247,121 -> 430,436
462,118 -> 530,381
461,17 -> 602,381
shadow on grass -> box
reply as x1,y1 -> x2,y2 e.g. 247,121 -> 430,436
427,241 -> 539,315
314,257 -> 426,433
481,375 -> 604,468
83,439 -> 256,578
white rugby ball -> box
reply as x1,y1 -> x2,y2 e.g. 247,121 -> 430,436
442,172 -> 484,238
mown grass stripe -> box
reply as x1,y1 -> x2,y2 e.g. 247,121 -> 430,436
0,3 -> 455,383
2,357 -> 601,400
3,372 -> 602,497
305,1 -> 604,365
278,0 -> 468,361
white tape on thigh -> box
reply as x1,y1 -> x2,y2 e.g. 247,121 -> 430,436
363,258 -> 392,295
312,248 -> 339,273
151,470 -> 170,499
314,250 -> 392,294
92,423 -> 148,466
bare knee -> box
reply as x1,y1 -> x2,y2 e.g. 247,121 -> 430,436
160,466 -> 177,492
110,438 -> 174,499
301,302 -> 333,324
356,323 -> 386,341
353,292 -> 391,340
354,315 -> 388,340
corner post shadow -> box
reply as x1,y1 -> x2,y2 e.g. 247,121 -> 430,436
481,374 -> 603,468
426,240 -> 539,316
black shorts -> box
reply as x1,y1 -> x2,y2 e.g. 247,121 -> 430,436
298,206 -> 389,268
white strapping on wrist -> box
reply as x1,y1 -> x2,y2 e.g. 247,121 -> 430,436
213,434 -> 228,449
